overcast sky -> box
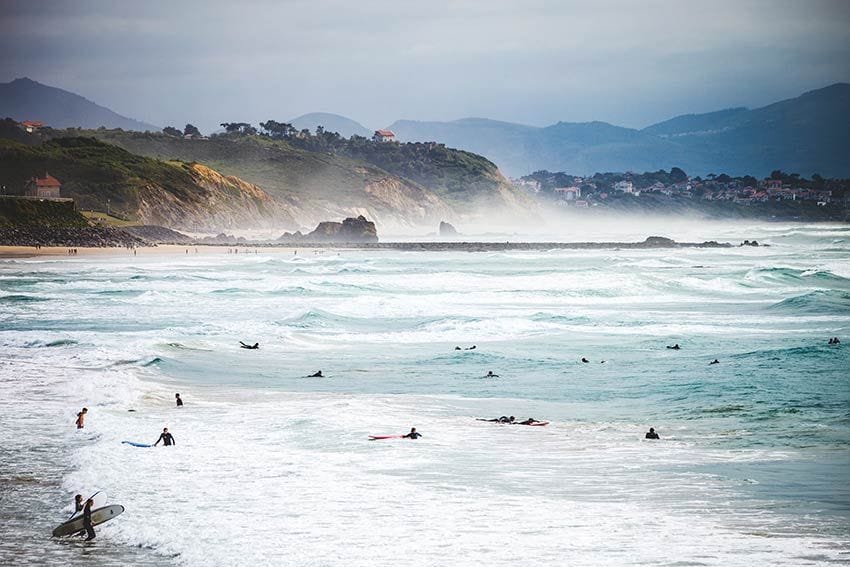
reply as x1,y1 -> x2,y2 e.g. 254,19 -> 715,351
2,0 -> 849,133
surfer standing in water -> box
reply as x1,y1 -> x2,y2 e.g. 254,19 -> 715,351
645,427 -> 660,439
74,494 -> 84,513
154,427 -> 176,446
402,427 -> 422,439
75,408 -> 87,429
175,393 -> 183,408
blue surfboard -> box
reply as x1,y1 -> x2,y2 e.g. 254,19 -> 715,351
122,441 -> 152,447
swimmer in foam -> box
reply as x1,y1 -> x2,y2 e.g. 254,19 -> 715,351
154,427 -> 176,446
307,370 -> 323,377
645,427 -> 660,439
401,427 -> 422,439
666,344 -> 681,350
709,359 -> 720,365
485,371 -> 499,378
239,341 -> 259,349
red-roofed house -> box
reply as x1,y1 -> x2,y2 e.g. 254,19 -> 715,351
373,129 -> 396,143
20,120 -> 45,133
25,173 -> 62,199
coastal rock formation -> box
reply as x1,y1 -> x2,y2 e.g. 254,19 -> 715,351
278,216 -> 378,243
306,215 -> 378,243
439,221 -> 458,237
0,226 -> 146,247
122,225 -> 193,244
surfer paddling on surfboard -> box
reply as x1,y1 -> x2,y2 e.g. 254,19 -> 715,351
239,341 -> 259,349
401,427 -> 422,439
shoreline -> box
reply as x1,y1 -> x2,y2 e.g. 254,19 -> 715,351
0,238 -> 736,259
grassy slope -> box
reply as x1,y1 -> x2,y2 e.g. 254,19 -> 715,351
0,137 -> 288,229
0,198 -> 89,228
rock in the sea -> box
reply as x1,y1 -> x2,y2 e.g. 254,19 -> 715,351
303,216 -> 378,243
640,236 -> 676,247
439,221 -> 458,237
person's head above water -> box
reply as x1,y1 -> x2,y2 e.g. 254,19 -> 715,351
410,427 -> 416,433
163,427 -> 169,433
175,393 -> 180,398
649,427 -> 655,433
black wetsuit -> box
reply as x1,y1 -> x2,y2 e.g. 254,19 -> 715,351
83,504 -> 95,540
402,432 -> 422,439
176,397 -> 183,407
645,431 -> 660,439
155,432 -> 175,446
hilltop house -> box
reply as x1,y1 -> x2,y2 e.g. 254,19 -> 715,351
24,173 -> 62,198
373,129 -> 396,143
19,120 -> 45,133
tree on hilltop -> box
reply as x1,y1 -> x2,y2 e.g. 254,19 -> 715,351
163,126 -> 182,137
184,123 -> 202,137
260,120 -> 296,139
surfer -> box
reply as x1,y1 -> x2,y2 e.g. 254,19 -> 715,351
75,407 -> 88,429
645,427 -> 660,439
154,427 -> 176,446
401,427 -> 422,439
239,341 -> 259,349
667,344 -> 681,350
581,357 -> 590,363
516,418 -> 541,425
709,359 -> 720,365
478,416 -> 515,423
466,345 -> 477,350
74,494 -> 84,513
175,393 -> 183,407
308,370 -> 323,378
455,346 -> 462,350
485,371 -> 499,378
82,498 -> 95,541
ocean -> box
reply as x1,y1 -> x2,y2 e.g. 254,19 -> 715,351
1,221 -> 848,566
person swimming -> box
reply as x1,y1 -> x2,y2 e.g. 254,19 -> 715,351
75,407 -> 88,429
401,427 -> 422,439
308,370 -> 323,378
709,359 -> 720,365
239,341 -> 259,349
645,427 -> 660,439
581,357 -> 590,363
666,344 -> 681,350
485,371 -> 499,378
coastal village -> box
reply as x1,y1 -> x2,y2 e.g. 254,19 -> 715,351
513,168 -> 849,214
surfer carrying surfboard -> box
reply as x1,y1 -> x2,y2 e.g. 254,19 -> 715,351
82,499 -> 95,541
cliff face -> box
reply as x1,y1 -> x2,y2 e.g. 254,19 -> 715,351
131,162 -> 301,231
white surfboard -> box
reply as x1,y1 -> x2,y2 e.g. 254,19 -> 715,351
52,505 -> 125,537
67,491 -> 107,521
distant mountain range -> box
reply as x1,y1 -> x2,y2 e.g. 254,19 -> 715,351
3,77 -> 848,178
0,77 -> 158,131
389,84 -> 850,177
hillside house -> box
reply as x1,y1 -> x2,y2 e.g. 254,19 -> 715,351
614,180 -> 635,194
373,129 -> 396,143
554,186 -> 581,200
24,173 -> 62,198
19,120 -> 45,133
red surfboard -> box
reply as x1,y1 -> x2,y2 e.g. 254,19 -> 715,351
369,435 -> 404,440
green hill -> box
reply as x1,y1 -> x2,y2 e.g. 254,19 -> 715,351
0,137 -> 291,231
54,129 -> 535,230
